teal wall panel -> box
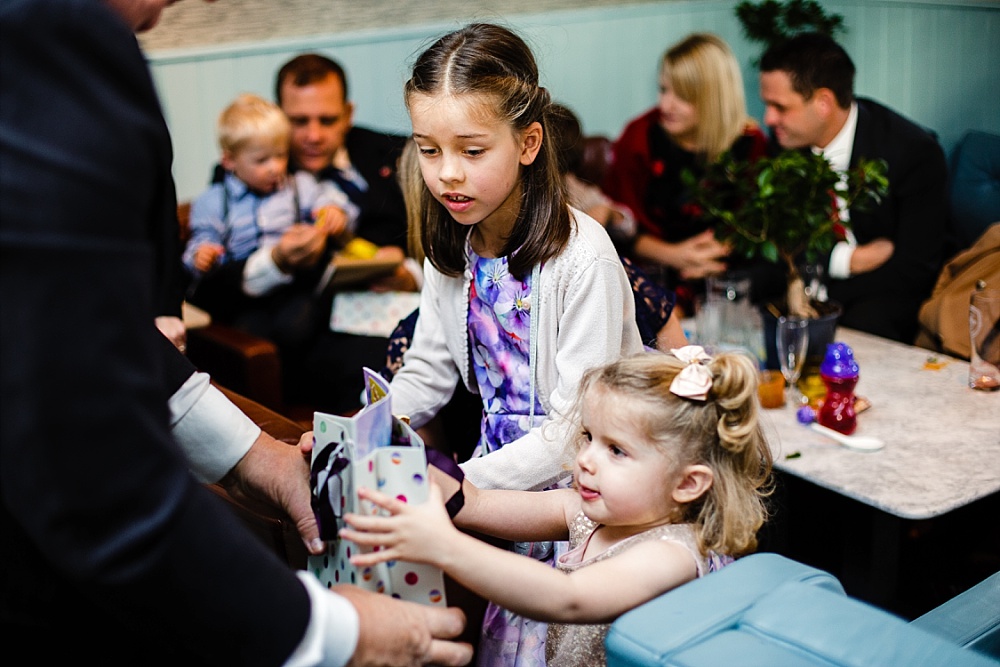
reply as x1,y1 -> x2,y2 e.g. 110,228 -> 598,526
147,0 -> 1000,203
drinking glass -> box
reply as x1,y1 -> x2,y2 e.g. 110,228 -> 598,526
777,316 -> 810,405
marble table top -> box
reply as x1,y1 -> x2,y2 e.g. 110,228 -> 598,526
762,328 -> 1000,520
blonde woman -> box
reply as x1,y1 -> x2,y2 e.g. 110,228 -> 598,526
604,33 -> 771,314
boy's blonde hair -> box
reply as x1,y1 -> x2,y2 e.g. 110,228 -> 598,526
217,93 -> 290,155
569,350 -> 773,557
663,33 -> 750,162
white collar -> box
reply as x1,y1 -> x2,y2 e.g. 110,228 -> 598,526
813,102 -> 858,173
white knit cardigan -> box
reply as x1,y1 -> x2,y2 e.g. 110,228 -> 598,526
389,208 -> 643,491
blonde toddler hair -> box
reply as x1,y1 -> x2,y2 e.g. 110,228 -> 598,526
569,350 -> 773,557
217,93 -> 291,155
663,33 -> 751,162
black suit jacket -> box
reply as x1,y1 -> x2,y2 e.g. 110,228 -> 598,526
336,125 -> 410,249
828,97 -> 949,342
0,1 -> 308,663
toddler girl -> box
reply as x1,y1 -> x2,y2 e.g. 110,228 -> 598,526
344,346 -> 774,666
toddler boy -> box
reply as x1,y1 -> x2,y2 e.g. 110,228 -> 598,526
183,93 -> 358,298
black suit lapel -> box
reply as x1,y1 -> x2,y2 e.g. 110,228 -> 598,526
849,99 -> 875,169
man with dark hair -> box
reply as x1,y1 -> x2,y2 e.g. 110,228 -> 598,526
759,32 -> 948,343
276,54 -> 411,254
275,53 -> 419,414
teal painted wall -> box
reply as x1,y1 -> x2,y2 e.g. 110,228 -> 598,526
147,0 -> 1000,202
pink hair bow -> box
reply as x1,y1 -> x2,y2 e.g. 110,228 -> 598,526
669,345 -> 714,401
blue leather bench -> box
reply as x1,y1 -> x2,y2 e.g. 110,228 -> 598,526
606,553 -> 999,666
949,130 -> 1000,252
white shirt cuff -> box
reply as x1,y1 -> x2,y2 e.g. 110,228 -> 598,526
244,246 -> 294,296
828,241 -> 856,279
283,571 -> 359,667
168,372 -> 260,483
403,257 -> 424,290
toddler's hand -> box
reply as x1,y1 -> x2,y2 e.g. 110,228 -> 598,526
314,204 -> 350,240
193,243 -> 224,273
340,483 -> 454,568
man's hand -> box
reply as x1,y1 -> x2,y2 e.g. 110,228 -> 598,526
336,585 -> 472,667
272,223 -> 328,272
223,430 -> 323,554
155,315 -> 187,353
850,238 -> 895,275
298,430 -> 315,458
369,246 -> 418,292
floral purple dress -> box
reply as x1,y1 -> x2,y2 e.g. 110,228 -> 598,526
467,248 -> 553,667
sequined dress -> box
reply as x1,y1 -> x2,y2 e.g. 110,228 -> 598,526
545,512 -> 726,667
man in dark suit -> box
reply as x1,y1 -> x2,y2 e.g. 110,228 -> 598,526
759,32 -> 948,343
275,53 -> 420,414
0,1 -> 469,664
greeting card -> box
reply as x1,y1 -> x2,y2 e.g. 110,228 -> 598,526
308,368 -> 447,606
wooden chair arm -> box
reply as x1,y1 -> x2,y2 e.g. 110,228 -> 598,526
207,386 -> 309,570
186,323 -> 284,413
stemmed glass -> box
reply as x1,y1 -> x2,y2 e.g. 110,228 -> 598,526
776,316 -> 810,406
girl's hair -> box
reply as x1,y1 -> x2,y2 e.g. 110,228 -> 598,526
662,33 -> 750,162
397,140 -> 426,264
548,102 -> 585,176
570,350 -> 773,557
217,93 -> 290,155
404,22 -> 571,279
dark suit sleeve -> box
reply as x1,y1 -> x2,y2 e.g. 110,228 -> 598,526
345,126 -> 410,249
0,2 -> 309,662
846,100 -> 948,295
829,100 -> 949,340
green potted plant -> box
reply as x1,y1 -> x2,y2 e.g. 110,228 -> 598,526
735,0 -> 846,64
684,149 -> 889,319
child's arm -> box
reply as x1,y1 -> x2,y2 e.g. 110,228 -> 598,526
182,186 -> 227,273
343,486 -> 700,624
192,243 -> 224,273
345,482 -> 573,552
450,477 -> 572,542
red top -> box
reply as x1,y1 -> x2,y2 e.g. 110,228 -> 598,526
603,107 -> 769,241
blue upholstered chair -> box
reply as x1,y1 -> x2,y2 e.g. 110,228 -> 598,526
949,130 -> 1000,252
606,553 -> 999,667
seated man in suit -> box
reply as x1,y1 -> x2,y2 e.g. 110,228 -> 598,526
759,32 -> 948,343
275,53 -> 421,414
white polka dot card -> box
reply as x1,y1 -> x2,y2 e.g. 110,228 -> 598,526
307,369 -> 448,607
